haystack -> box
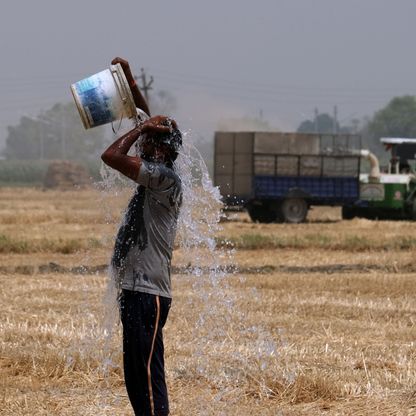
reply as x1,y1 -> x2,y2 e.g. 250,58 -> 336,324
43,160 -> 91,189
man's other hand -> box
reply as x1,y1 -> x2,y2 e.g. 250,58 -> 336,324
141,116 -> 178,134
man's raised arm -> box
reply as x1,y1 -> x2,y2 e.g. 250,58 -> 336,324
101,115 -> 177,180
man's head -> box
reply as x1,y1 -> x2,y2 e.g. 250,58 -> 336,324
139,128 -> 182,167
138,115 -> 182,167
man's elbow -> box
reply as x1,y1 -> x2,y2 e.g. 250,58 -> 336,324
101,151 -> 112,166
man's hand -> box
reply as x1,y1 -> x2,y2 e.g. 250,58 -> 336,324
111,57 -> 131,72
111,57 -> 134,80
101,115 -> 178,180
142,115 -> 178,134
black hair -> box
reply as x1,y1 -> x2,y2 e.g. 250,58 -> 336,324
143,128 -> 182,168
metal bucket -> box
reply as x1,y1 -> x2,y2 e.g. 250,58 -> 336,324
70,63 -> 136,129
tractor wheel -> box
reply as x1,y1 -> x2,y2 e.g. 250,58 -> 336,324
280,198 -> 308,223
247,204 -> 278,223
342,205 -> 356,220
411,199 -> 416,221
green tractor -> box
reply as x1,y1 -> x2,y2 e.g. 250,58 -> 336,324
342,138 -> 416,220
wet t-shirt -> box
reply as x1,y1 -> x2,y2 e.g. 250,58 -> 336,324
117,160 -> 181,298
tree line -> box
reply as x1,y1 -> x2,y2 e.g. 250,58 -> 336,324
296,96 -> 416,158
3,94 -> 416,162
2,89 -> 177,161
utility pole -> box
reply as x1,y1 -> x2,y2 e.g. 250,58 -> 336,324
314,107 -> 319,133
135,68 -> 154,103
61,109 -> 67,160
39,122 -> 44,160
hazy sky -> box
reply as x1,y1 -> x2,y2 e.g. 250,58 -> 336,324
1,0 -> 416,145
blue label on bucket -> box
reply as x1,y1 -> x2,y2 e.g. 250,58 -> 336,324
73,70 -> 120,128
75,77 -> 100,93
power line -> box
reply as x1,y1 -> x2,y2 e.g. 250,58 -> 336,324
0,66 -> 411,97
0,66 -> 410,119
148,69 -> 414,103
156,82 -> 390,107
155,74 -> 406,102
149,65 -> 413,94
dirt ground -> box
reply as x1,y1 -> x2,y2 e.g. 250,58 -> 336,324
0,188 -> 415,415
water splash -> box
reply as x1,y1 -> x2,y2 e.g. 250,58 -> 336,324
95,127 -> 287,408
175,131 -> 223,250
169,131 -> 287,401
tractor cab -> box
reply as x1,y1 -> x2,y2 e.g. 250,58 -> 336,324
380,137 -> 416,174
343,138 -> 416,220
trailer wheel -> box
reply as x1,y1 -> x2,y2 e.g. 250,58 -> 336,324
280,198 -> 308,223
247,204 -> 277,223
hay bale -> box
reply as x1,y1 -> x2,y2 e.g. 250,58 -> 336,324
43,161 -> 92,189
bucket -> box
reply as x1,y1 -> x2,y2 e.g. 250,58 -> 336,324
70,63 -> 137,129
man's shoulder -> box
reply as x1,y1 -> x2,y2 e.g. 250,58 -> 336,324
139,161 -> 181,195
142,161 -> 180,184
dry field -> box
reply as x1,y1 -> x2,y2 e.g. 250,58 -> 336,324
1,187 -> 416,415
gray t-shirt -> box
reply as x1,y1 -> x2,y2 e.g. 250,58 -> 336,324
117,160 -> 182,298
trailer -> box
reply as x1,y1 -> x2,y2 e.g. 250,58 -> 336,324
214,131 -> 361,223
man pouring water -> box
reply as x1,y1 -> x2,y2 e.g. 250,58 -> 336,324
101,57 -> 182,416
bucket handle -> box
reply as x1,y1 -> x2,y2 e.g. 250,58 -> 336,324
111,115 -> 124,134
111,66 -> 129,104
111,112 -> 141,134
110,67 -> 126,134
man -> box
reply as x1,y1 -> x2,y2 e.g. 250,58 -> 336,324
101,57 -> 182,416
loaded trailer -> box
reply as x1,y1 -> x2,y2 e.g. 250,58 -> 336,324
214,131 -> 362,223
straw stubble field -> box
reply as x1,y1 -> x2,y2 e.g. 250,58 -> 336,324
0,187 -> 415,415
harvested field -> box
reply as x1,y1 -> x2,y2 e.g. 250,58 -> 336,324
1,187 -> 416,415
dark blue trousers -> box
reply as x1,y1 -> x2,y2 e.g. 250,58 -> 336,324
120,290 -> 171,416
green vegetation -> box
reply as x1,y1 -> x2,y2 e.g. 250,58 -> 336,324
296,96 -> 416,164
0,160 -> 49,185
0,234 -> 103,254
4,102 -> 106,161
0,160 -> 101,186
368,96 -> 416,139
216,233 -> 416,251
297,112 -> 347,134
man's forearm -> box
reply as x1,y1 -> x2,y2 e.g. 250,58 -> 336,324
101,127 -> 143,180
122,66 -> 151,116
131,88 -> 150,116
102,127 -> 142,159
100,114 -> 175,181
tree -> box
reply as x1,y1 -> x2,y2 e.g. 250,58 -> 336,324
4,103 -> 105,161
297,113 -> 341,134
367,95 -> 416,139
